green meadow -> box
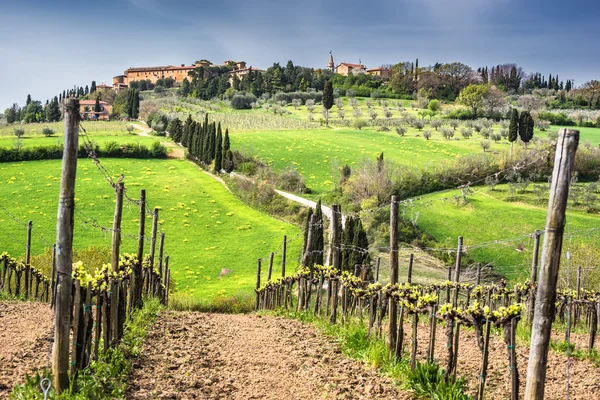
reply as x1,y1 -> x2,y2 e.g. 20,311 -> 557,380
0,158 -> 302,303
231,127 -> 487,194
411,184 -> 600,280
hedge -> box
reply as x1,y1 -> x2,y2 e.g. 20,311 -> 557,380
0,141 -> 168,163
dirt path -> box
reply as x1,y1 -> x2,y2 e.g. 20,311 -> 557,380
128,311 -> 410,399
132,123 -> 185,159
0,301 -> 51,397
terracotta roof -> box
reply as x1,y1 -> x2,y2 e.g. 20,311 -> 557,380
339,63 -> 366,69
367,67 -> 390,72
96,84 -> 112,89
80,100 -> 109,106
125,65 -> 196,72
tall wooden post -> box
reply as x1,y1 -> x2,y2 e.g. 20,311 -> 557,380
255,259 -> 262,310
267,252 -> 274,281
452,237 -> 463,307
24,220 -> 32,298
302,215 -> 317,267
158,232 -> 165,295
389,196 -> 399,352
148,207 -> 159,294
525,129 -> 579,400
528,230 -> 542,324
110,182 -> 124,345
330,204 -> 341,324
132,189 -> 145,310
50,244 -> 57,307
52,98 -> 79,392
281,235 -> 287,278
407,253 -> 413,284
375,257 -> 380,282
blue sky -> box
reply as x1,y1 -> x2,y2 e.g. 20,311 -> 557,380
1,0 -> 598,110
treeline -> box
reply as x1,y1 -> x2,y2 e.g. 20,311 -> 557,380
169,115 -> 233,173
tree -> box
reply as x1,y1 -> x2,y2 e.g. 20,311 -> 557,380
483,87 -> 507,117
214,127 -> 223,173
131,90 -> 140,119
90,81 -> 96,94
26,94 -> 31,106
47,97 -> 61,122
94,97 -> 101,114
4,103 -> 19,124
582,80 -> 600,109
457,84 -> 489,116
508,108 -> 519,154
519,111 -> 534,149
322,80 -> 334,126
223,129 -> 230,153
518,94 -> 541,112
428,99 -> 441,113
224,150 -> 234,173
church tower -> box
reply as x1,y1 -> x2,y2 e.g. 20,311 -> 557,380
327,51 -> 335,73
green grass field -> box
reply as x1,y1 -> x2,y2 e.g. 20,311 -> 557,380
231,127 -> 493,194
411,184 -> 600,280
0,158 -> 302,303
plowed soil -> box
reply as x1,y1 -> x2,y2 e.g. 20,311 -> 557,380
0,301 -> 51,398
128,311 -> 411,399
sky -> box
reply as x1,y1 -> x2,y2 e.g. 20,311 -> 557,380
0,0 -> 598,111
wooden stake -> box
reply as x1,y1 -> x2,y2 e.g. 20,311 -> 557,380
281,235 -> 287,278
375,257 -> 380,282
525,128 -> 579,400
528,230 -> 542,324
52,98 -> 79,392
131,189 -> 145,311
255,259 -> 262,310
330,204 -> 341,324
25,220 -> 32,298
407,253 -> 413,284
149,207 -> 159,293
389,196 -> 399,351
110,182 -> 124,346
267,252 -> 274,281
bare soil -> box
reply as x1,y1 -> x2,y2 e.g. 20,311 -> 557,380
0,301 -> 51,398
407,319 -> 600,400
128,311 -> 411,399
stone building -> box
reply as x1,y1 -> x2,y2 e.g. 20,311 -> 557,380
367,67 -> 392,80
335,62 -> 367,76
79,100 -> 112,120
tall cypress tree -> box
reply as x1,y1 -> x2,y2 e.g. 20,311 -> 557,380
94,97 -> 101,113
131,90 -> 140,119
508,108 -> 519,156
181,114 -> 192,146
90,81 -> 97,94
519,111 -> 534,149
322,80 -> 334,126
341,217 -> 355,272
214,129 -> 223,173
223,129 -> 230,153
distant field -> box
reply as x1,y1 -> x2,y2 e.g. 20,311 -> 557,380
0,134 -> 161,149
0,120 -> 132,137
551,125 -> 600,145
231,127 -> 498,194
0,158 -> 302,303
412,184 -> 600,281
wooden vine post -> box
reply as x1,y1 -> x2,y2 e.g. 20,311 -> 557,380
110,181 -> 124,345
528,230 -> 542,324
281,235 -> 287,278
330,204 -> 341,324
148,207 -> 159,293
451,236 -> 463,376
131,189 -> 145,310
52,98 -> 79,393
255,259 -> 261,310
389,196 -> 399,353
24,220 -> 32,298
524,128 -> 579,400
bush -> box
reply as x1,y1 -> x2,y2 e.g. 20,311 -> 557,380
42,127 -> 55,137
395,127 -> 406,136
538,111 -> 575,126
14,128 -> 24,138
231,93 -> 257,110
445,107 -> 475,120
353,119 -> 367,130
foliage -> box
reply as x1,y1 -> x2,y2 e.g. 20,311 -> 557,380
230,93 -> 257,110
457,84 -> 489,117
404,361 -> 470,400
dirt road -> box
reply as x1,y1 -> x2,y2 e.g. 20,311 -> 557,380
128,311 -> 410,399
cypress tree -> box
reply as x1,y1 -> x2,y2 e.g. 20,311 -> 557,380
214,129 -> 223,173
26,94 -> 31,106
224,150 -> 234,173
341,217 -> 355,272
310,200 -> 324,266
509,108 -> 519,143
519,111 -> 534,149
223,129 -> 230,153
188,121 -> 197,155
302,208 -> 314,254
94,97 -> 101,113
131,90 -> 140,119
90,81 -> 97,94
182,115 -> 192,146
322,80 -> 334,126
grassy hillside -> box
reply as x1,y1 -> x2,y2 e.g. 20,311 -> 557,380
411,184 -> 600,280
0,158 -> 302,303
231,127 -> 488,194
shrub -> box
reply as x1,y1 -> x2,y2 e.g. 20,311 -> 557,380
353,119 -> 367,130
42,127 -> 55,137
441,127 -> 454,139
423,130 -> 432,140
538,111 -> 575,126
445,107 -> 475,120
230,93 -> 257,110
460,127 -> 472,139
14,128 -> 24,138
412,120 -> 425,130
480,140 -> 491,152
480,127 -> 492,139
395,127 -> 406,136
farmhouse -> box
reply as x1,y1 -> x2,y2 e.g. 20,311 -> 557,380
79,100 -> 112,120
367,67 -> 392,79
112,59 -> 261,88
335,62 -> 367,76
